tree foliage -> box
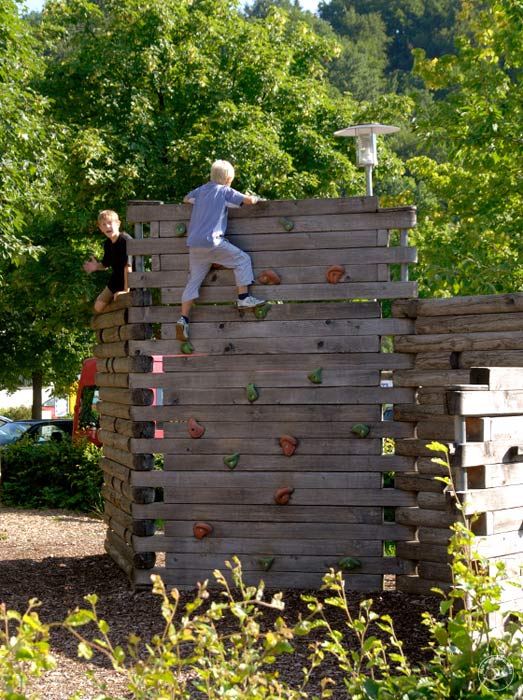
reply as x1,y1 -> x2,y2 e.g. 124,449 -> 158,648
407,0 -> 523,296
37,0 -> 367,214
0,0 -> 62,265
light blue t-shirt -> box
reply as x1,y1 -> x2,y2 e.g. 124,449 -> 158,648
185,181 -> 245,247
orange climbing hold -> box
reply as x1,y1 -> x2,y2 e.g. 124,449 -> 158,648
279,434 -> 298,457
257,269 -> 281,285
274,486 -> 294,505
187,417 -> 205,438
193,522 -> 213,539
326,265 -> 345,284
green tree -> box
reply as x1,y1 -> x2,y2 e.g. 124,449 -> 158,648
407,0 -> 523,297
0,0 -> 62,265
0,1 -> 89,414
37,0 -> 368,211
0,224 -> 96,416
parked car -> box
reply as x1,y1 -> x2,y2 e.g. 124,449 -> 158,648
0,415 -> 12,427
0,419 -> 73,447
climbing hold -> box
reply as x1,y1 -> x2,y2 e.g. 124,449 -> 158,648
258,556 -> 275,571
307,367 -> 323,385
257,269 -> 281,285
180,341 -> 194,354
187,417 -> 205,439
279,217 -> 294,232
279,434 -> 298,457
254,303 -> 271,320
274,486 -> 294,505
193,522 -> 213,539
326,265 -> 345,284
246,382 -> 259,402
338,556 -> 362,571
175,222 -> 187,236
351,423 -> 370,438
223,452 -> 240,470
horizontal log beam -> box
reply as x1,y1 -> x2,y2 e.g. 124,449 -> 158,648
470,366 -> 523,390
446,389 -> 523,416
99,415 -> 155,439
97,355 -> 154,374
452,441 -> 523,468
395,331 -> 523,355
392,293 -> 523,319
106,529 -> 155,570
97,323 -> 153,343
462,484 -> 523,515
98,386 -> 154,406
104,500 -> 155,535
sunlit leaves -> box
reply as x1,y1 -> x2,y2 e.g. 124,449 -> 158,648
407,0 -> 523,297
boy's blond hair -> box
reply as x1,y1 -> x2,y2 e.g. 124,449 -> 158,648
97,209 -> 120,223
210,160 -> 235,184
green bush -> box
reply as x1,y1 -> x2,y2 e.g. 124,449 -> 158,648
0,405 -> 32,421
0,437 -> 103,513
2,442 -> 522,699
2,534 -> 523,700
0,600 -> 57,699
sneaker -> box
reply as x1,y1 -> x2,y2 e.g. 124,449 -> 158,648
237,295 -> 266,309
176,316 -> 189,341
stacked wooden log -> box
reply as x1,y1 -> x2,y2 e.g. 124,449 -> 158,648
91,290 -> 158,582
118,196 -> 419,589
392,293 -> 523,600
446,367 -> 523,626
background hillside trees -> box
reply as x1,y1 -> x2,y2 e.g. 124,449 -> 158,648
318,0 -> 459,78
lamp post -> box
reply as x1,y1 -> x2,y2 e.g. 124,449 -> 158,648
334,122 -> 399,196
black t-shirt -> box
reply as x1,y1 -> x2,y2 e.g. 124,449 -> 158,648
102,232 -> 132,293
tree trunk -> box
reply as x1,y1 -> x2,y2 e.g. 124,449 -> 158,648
32,371 -> 43,419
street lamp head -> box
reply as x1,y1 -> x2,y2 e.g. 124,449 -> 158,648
334,123 -> 400,195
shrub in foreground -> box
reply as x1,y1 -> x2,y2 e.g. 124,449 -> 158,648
0,437 -> 102,512
2,536 -> 522,700
2,443 -> 522,698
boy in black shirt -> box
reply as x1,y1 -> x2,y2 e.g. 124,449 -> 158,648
83,210 -> 132,313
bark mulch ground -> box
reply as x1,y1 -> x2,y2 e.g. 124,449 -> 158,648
0,505 -> 441,699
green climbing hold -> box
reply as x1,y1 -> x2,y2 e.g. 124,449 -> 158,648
279,217 -> 294,232
254,303 -> 271,320
338,556 -> 361,571
175,222 -> 187,236
223,452 -> 240,470
180,341 -> 194,354
246,382 -> 259,402
307,367 -> 323,385
258,556 -> 275,571
351,423 -> 370,438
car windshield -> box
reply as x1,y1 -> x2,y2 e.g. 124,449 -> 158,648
0,422 -> 32,445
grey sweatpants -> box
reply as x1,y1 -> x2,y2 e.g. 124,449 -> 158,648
181,239 -> 255,302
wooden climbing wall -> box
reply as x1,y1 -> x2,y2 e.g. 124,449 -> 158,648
98,196 -> 419,589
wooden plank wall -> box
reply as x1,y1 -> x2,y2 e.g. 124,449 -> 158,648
392,294 -> 523,608
95,196 -> 419,589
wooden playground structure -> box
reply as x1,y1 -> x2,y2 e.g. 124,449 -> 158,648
91,195 -> 523,624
